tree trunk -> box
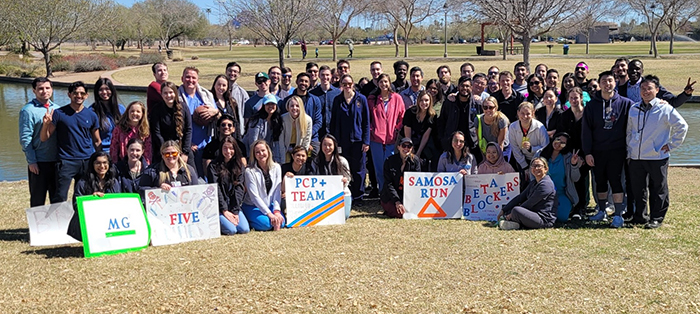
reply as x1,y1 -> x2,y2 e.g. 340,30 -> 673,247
43,49 -> 52,77
392,27 -> 399,58
585,29 -> 590,54
651,33 -> 658,58
111,43 -> 116,54
278,46 -> 285,68
669,21 -> 675,54
332,41 -> 337,61
521,35 -> 531,66
139,39 -> 144,53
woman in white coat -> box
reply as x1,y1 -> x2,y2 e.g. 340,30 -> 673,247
242,140 -> 284,231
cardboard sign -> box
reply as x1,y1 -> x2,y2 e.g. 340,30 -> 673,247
144,184 -> 220,246
285,175 -> 345,228
463,173 -> 520,221
25,202 -> 80,246
403,172 -> 464,219
76,194 -> 150,258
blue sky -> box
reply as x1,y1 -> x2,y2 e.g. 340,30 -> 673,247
115,0 -> 222,23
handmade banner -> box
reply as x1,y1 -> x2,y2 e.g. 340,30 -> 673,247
403,172 -> 464,219
463,173 -> 520,221
25,202 -> 80,246
285,175 -> 345,228
145,184 -> 220,246
76,193 -> 150,258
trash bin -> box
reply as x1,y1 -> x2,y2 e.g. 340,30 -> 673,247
166,50 -> 173,59
563,45 -> 569,55
476,46 -> 482,55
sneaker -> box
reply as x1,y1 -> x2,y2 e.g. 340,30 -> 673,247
499,220 -> 520,230
589,210 -> 607,221
645,220 -> 663,229
611,215 -> 624,228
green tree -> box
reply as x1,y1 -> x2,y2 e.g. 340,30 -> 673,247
141,0 -> 209,50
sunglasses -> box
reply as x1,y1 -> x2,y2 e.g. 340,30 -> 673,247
162,151 -> 179,158
256,79 -> 268,84
282,74 -> 292,78
529,81 -> 541,85
220,123 -> 233,128
72,92 -> 87,96
532,164 -> 545,169
482,105 -> 496,110
488,71 -> 498,75
401,143 -> 413,148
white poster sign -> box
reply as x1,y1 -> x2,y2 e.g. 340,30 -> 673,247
403,172 -> 464,219
285,175 -> 345,228
463,173 -> 520,221
25,202 -> 80,246
144,184 -> 220,246
76,194 -> 150,258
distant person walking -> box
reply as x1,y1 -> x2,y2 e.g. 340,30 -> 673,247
301,41 -> 307,59
347,42 -> 354,58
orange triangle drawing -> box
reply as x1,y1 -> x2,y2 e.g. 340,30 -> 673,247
417,197 -> 447,218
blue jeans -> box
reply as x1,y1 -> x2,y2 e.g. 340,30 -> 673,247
344,192 -> 352,219
370,141 -> 395,191
219,211 -> 250,235
242,203 -> 286,231
53,159 -> 89,203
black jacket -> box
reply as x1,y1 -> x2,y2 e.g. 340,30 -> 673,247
380,154 -> 421,204
116,157 -> 149,193
206,161 -> 245,215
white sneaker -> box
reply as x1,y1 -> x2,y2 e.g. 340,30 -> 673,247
499,220 -> 520,230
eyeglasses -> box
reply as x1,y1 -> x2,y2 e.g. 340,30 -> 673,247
220,123 -> 233,128
162,151 -> 179,158
401,143 -> 413,148
532,164 -> 545,169
482,105 -> 496,110
554,138 -> 567,146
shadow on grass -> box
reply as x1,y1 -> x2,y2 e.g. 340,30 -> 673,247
0,228 -> 30,242
22,246 -> 84,259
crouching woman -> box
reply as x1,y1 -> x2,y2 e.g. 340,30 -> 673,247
498,157 -> 557,230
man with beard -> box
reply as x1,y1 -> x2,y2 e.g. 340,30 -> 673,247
460,62 -> 475,79
436,65 -> 457,95
436,76 -> 482,163
268,66 -> 283,97
400,66 -> 425,108
392,60 -> 410,93
511,62 -> 529,95
618,59 -> 694,107
280,73 -> 323,156
278,67 -> 295,99
613,57 -> 629,87
573,62 -> 591,89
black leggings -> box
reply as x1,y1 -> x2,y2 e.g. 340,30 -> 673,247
592,148 -> 626,194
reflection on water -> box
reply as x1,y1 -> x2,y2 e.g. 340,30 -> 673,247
0,82 -> 144,181
1,82 -> 699,181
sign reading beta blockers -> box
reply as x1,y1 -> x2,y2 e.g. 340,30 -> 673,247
463,173 -> 520,221
403,172 -> 464,219
76,194 -> 150,258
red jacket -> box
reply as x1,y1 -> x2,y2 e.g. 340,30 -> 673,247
368,92 -> 405,144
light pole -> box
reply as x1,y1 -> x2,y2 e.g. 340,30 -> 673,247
443,2 -> 448,58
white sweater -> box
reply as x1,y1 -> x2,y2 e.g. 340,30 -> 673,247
508,119 -> 549,169
243,163 -> 282,215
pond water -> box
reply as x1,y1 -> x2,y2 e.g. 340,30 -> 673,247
1,81 -> 699,181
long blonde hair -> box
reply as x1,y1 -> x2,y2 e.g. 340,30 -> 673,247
287,95 -> 308,139
158,140 -> 191,185
483,96 -> 509,138
248,139 -> 277,172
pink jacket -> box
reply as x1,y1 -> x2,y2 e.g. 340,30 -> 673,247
110,125 -> 152,164
368,92 -> 405,144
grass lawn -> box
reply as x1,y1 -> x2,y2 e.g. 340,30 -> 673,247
101,42 -> 700,92
2,167 -> 700,313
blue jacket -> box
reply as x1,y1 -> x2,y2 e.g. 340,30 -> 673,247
19,99 -> 60,164
627,98 -> 688,160
279,92 -> 323,142
309,84 -> 341,139
330,92 -> 370,145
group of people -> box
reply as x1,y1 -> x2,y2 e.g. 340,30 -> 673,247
19,57 -> 691,237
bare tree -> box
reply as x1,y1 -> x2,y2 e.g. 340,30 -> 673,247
130,2 -> 157,53
663,0 -> 700,54
141,0 -> 209,50
318,0 -> 371,60
222,0 -> 318,67
571,0 -> 618,54
4,0 -> 102,77
626,0 -> 673,58
382,0 -> 439,57
472,0 -> 583,66
94,2 -> 131,54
